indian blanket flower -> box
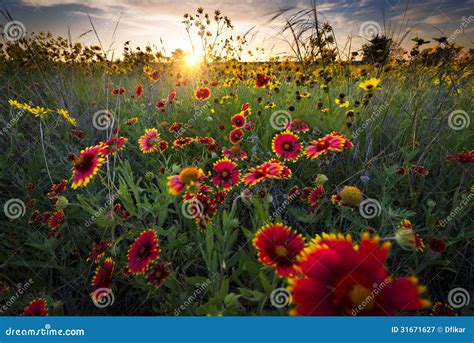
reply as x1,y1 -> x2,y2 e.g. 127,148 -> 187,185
253,223 -> 305,277
146,262 -> 171,288
135,84 -> 143,97
305,132 -> 353,159
286,118 -> 310,133
139,128 -> 163,153
101,136 -> 127,156
223,146 -> 248,160
411,165 -> 429,176
431,302 -> 456,316
229,129 -> 244,144
395,219 -> 425,252
272,130 -> 302,161
256,73 -> 270,87
91,257 -> 115,302
332,185 -> 363,207
195,87 -> 211,100
212,158 -> 240,190
173,137 -> 194,149
22,298 -> 48,316
242,160 -> 283,187
428,237 -> 447,254
288,232 -> 430,315
71,145 -> 104,189
231,113 -> 246,128
87,240 -> 112,263
127,230 -> 160,274
307,185 -> 325,211
359,78 -> 381,91
448,150 -> 474,164
167,167 -> 205,195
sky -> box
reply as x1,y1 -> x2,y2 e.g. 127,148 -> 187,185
1,0 -> 473,60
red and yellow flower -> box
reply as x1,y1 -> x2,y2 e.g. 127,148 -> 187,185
286,118 -> 310,133
288,232 -> 430,315
272,130 -> 301,161
167,167 -> 205,195
146,261 -> 171,288
127,230 -> 160,274
229,129 -> 244,144
91,257 -> 115,302
305,132 -> 352,159
231,113 -> 246,128
195,87 -> 211,100
253,223 -> 304,277
139,128 -> 164,153
223,146 -> 248,160
71,145 -> 104,189
22,298 -> 48,316
212,158 -> 240,190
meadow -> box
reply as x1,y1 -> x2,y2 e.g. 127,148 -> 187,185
0,7 -> 473,316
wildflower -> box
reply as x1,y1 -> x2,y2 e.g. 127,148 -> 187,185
335,98 -> 350,107
139,128 -> 162,153
155,100 -> 166,109
125,117 -> 139,126
288,232 -> 430,315
256,73 -> 270,87
411,165 -> 429,176
223,146 -> 247,160
22,298 -> 48,316
101,137 -> 127,156
359,78 -> 381,91
305,132 -> 353,159
395,219 -> 424,252
428,238 -> 447,254
127,230 -> 160,274
447,150 -> 474,164
71,145 -> 104,189
335,185 -> 363,207
173,137 -> 194,149
231,113 -> 246,128
212,158 -> 240,190
87,240 -> 112,263
272,130 -> 301,161
91,257 -> 115,302
167,167 -> 205,195
307,185 -> 325,209
146,262 -> 170,288
253,223 -> 304,277
56,109 -> 77,126
229,129 -> 244,144
286,118 -> 310,133
195,87 -> 211,100
135,84 -> 143,97
112,87 -> 125,95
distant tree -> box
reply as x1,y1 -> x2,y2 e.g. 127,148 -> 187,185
361,35 -> 393,65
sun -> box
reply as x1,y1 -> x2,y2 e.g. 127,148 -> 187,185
185,53 -> 201,67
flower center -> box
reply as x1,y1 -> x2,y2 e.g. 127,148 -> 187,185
221,170 -> 230,179
138,246 -> 147,258
231,146 -> 241,154
275,245 -> 288,257
348,284 -> 375,310
154,270 -> 162,278
73,153 -> 95,173
179,168 -> 201,185
283,143 -> 292,151
293,118 -> 303,128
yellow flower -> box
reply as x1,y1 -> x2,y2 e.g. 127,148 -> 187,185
56,109 -> 77,126
359,78 -> 381,91
335,98 -> 349,108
